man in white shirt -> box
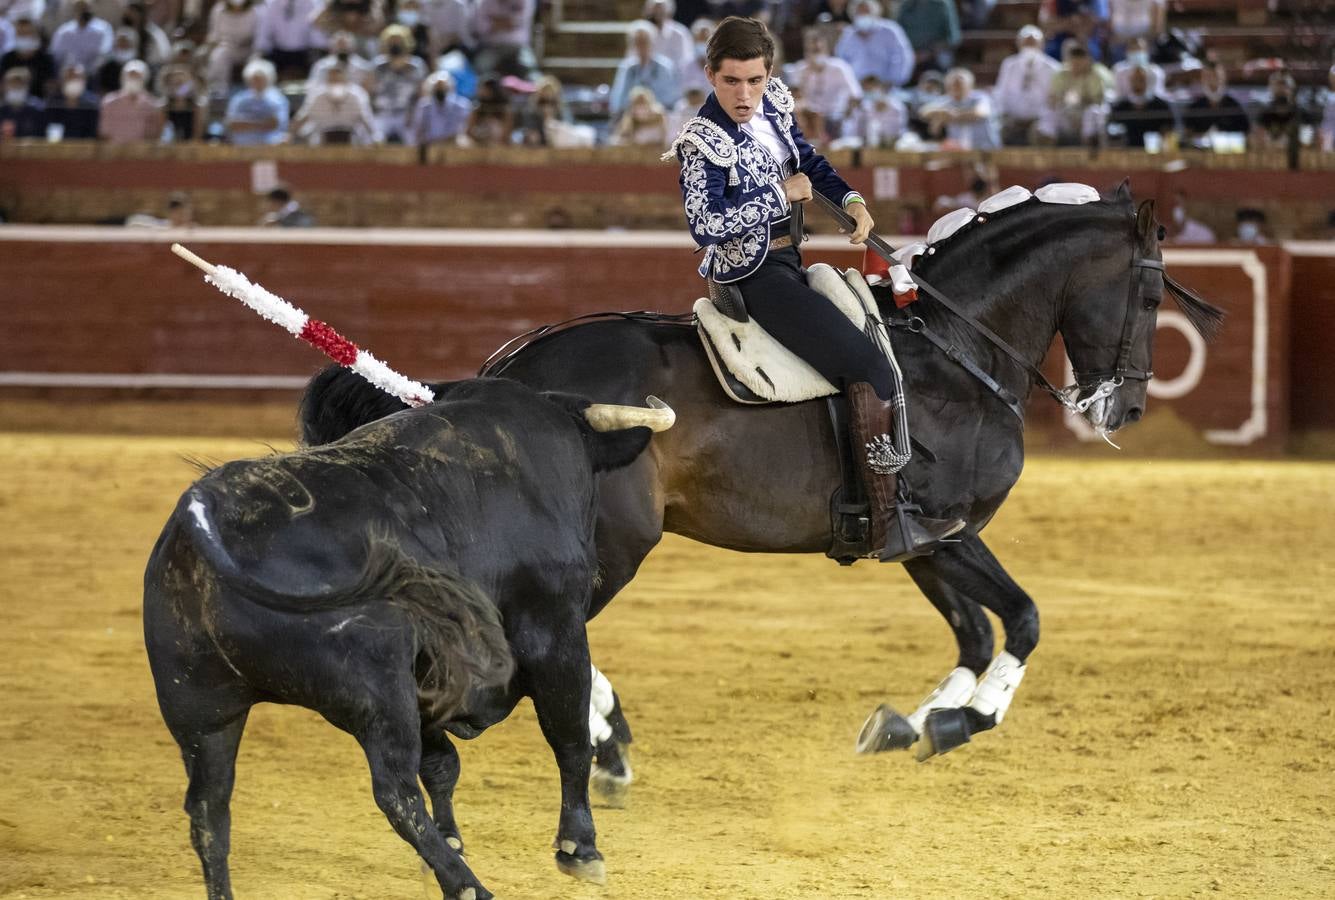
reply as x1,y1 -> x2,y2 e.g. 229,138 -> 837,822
48,0 -> 111,73
641,0 -> 691,77
307,29 -> 374,90
991,24 -> 1058,146
292,63 -> 379,143
787,29 -> 859,140
255,0 -> 324,77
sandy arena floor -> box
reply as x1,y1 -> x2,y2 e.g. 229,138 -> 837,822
1,431 -> 1332,899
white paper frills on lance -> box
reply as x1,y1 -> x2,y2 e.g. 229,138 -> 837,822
172,243 -> 435,408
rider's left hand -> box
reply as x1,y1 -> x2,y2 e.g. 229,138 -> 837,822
849,203 -> 874,245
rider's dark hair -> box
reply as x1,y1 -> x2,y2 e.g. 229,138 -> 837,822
706,17 -> 775,73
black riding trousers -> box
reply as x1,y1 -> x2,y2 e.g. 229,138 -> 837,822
734,246 -> 895,400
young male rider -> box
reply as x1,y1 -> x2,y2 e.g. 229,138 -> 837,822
665,16 -> 964,562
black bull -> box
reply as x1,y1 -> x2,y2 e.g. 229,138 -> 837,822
143,379 -> 658,900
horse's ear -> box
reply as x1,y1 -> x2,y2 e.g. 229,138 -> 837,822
1114,178 -> 1132,202
1135,199 -> 1157,243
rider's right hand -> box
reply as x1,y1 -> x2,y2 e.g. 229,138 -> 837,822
782,173 -> 812,204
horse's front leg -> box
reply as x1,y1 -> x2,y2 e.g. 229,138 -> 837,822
857,534 -> 1035,760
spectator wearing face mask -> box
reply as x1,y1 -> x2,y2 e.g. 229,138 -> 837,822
896,0 -> 959,76
411,69 -> 471,144
205,0 -> 259,94
95,26 -> 139,93
609,19 -> 678,118
1107,63 -> 1175,148
0,16 -> 54,97
49,0 -> 112,74
1111,36 -> 1163,98
98,58 -> 163,142
1233,208 -> 1268,245
1183,63 -> 1248,141
920,66 -> 998,149
1163,191 -> 1214,244
789,29 -> 859,141
1,65 -> 44,136
44,61 -> 97,137
291,63 -> 378,143
992,25 -> 1059,146
835,0 -> 913,89
308,29 -> 375,90
677,17 -> 713,95
225,57 -> 287,144
370,23 -> 425,143
390,0 -> 430,62
255,0 -> 323,79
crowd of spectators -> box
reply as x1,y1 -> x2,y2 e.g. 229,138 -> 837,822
0,0 -> 1331,152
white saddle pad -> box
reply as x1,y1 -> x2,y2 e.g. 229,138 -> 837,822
694,264 -> 883,404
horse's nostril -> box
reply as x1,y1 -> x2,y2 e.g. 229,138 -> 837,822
1125,407 -> 1143,423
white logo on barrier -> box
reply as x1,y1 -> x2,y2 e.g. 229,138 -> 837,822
1146,311 -> 1207,400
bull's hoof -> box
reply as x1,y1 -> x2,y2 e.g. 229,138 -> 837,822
916,707 -> 972,762
555,849 -> 607,885
855,704 -> 917,754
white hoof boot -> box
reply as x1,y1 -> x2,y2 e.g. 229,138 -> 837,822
968,651 -> 1026,724
905,666 -> 978,736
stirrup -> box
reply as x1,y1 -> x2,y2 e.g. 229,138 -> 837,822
877,504 -> 966,564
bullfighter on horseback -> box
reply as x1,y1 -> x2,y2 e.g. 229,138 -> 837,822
665,15 -> 964,562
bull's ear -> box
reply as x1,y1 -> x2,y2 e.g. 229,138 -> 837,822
1114,178 -> 1132,202
587,426 -> 653,473
539,390 -> 593,417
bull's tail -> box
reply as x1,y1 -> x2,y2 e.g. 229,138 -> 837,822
181,487 -> 514,718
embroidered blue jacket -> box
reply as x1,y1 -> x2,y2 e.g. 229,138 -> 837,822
663,78 -> 864,283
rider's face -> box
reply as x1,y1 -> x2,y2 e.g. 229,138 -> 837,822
707,57 -> 769,124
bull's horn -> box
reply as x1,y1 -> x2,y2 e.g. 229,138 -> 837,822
584,396 -> 675,432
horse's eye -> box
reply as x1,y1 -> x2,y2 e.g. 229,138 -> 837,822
1144,296 -> 1162,310
1157,225 -> 1167,242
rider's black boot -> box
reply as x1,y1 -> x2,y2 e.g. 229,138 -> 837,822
847,382 -> 966,563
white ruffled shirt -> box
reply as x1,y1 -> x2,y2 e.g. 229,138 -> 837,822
740,112 -> 792,170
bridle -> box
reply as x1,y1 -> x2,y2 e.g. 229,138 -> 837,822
810,191 -> 1162,424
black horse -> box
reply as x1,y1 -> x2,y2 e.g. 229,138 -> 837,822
302,183 -> 1223,775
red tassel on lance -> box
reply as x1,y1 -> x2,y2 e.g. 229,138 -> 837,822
301,319 -> 359,366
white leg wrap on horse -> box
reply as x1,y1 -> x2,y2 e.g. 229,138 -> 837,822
968,652 -> 1026,724
588,665 -> 615,746
905,666 -> 978,735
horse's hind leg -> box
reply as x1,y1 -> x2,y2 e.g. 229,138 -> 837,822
893,534 -> 1037,760
856,550 -> 996,758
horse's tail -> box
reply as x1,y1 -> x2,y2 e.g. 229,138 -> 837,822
298,364 -> 414,446
180,486 -> 515,717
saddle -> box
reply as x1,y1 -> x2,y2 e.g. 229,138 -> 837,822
695,264 -> 876,405
694,265 -> 914,565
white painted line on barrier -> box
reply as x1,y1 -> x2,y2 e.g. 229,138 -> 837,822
0,372 -> 309,390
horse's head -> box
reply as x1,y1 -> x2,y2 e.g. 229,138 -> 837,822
1057,181 -> 1223,437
